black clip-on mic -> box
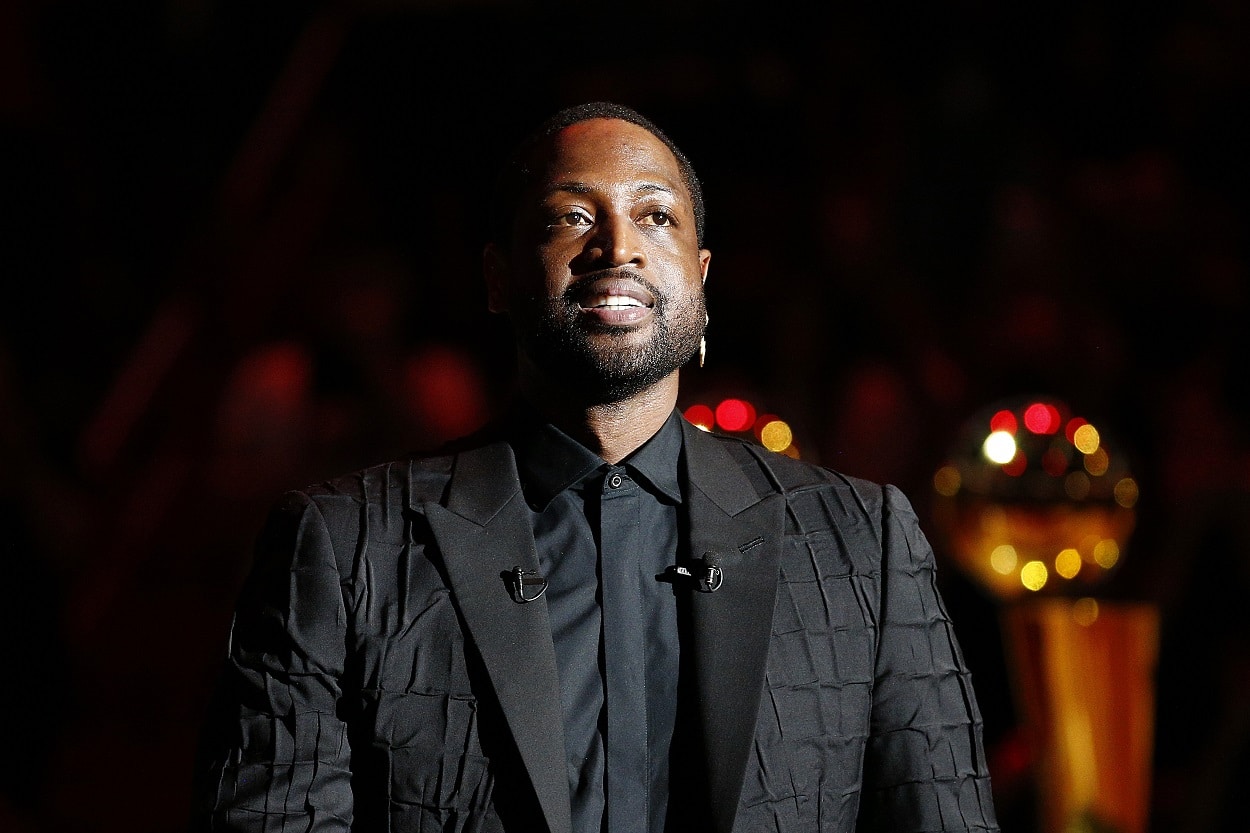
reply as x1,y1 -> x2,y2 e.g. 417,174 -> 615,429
507,565 -> 548,603
661,552 -> 724,593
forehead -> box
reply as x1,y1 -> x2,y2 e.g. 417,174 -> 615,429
528,118 -> 686,196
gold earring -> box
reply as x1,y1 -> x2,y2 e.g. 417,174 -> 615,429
699,312 -> 709,367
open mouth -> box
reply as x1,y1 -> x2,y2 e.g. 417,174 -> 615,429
574,276 -> 655,310
582,293 -> 652,311
572,275 -> 657,324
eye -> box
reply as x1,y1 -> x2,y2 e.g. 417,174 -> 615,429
548,209 -> 593,227
639,209 -> 676,227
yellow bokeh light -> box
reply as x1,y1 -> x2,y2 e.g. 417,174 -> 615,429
1093,539 -> 1120,569
990,544 -> 1018,575
1072,597 -> 1100,627
1021,560 -> 1049,591
1073,423 -> 1101,454
983,430 -> 1018,464
781,443 -> 801,459
760,420 -> 794,452
1114,477 -> 1139,508
1083,447 -> 1110,476
1055,548 -> 1082,579
933,465 -> 962,497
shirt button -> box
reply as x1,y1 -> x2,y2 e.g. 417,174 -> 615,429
608,473 -> 623,489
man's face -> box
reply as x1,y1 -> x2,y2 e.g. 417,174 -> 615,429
486,118 -> 711,404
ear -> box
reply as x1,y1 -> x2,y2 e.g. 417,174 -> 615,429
483,243 -> 510,314
698,248 -> 711,284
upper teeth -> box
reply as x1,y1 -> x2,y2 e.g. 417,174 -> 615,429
591,294 -> 644,308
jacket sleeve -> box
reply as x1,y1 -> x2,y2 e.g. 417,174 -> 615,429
856,485 -> 999,832
190,491 -> 354,832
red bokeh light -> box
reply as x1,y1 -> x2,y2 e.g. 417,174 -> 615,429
1065,417 -> 1089,444
1042,447 -> 1069,477
990,409 -> 1018,435
1002,453 -> 1028,477
684,403 -> 715,429
715,398 -> 756,432
403,346 -> 488,443
753,413 -> 780,440
1024,402 -> 1061,434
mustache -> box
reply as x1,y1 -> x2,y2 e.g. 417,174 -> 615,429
561,269 -> 665,306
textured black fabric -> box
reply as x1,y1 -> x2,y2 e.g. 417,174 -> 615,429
727,447 -> 998,832
190,414 -> 999,833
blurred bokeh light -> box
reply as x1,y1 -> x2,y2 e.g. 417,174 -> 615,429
931,395 -> 1138,600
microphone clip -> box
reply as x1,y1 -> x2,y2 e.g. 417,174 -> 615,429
662,552 -> 724,593
507,565 -> 548,603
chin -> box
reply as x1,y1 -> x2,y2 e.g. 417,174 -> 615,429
519,301 -> 702,403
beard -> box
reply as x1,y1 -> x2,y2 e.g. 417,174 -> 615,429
514,271 -> 706,405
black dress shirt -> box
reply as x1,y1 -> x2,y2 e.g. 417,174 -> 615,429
511,410 -> 684,833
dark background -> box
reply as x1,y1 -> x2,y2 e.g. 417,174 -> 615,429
2,1 -> 1248,831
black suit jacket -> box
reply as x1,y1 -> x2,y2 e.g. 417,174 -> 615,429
192,417 -> 999,832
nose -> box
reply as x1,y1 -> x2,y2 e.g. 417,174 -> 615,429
582,212 -> 645,270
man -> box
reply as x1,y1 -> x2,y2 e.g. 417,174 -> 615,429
192,101 -> 999,833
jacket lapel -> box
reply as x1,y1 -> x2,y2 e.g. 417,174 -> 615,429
422,440 -> 572,833
682,421 -> 785,833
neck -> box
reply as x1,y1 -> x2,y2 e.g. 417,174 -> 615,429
517,366 -> 679,464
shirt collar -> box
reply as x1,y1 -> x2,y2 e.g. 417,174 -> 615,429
510,406 -> 685,511
619,409 -> 684,505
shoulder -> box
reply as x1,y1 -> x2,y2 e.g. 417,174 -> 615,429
262,456 -> 449,515
687,425 -> 926,541
689,426 -> 888,509
268,427 -> 508,534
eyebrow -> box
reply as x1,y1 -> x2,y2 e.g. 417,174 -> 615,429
545,181 -> 677,198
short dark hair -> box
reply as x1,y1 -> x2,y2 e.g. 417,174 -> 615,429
488,101 -> 706,249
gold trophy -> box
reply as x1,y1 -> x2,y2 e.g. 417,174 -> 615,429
931,397 -> 1155,833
